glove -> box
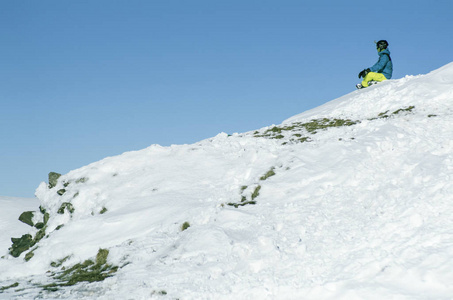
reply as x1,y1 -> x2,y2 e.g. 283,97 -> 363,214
358,68 -> 371,79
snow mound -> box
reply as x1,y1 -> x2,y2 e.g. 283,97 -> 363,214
1,62 -> 453,299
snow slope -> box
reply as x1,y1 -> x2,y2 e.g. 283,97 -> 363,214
1,62 -> 453,299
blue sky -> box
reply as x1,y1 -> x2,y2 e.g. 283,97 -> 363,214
1,0 -> 452,198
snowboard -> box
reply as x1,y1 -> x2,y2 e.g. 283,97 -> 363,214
356,81 -> 378,89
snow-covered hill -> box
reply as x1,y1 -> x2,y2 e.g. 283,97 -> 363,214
1,63 -> 453,299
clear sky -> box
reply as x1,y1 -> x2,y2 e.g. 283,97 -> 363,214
1,0 -> 452,198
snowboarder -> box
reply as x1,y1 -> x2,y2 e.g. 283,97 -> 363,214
356,40 -> 393,89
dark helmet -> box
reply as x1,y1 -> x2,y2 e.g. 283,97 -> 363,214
376,40 -> 389,51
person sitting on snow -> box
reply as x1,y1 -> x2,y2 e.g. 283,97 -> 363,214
357,40 -> 393,89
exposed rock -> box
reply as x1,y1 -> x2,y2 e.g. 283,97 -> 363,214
48,172 -> 61,189
9,234 -> 33,258
18,211 -> 34,227
57,202 -> 75,214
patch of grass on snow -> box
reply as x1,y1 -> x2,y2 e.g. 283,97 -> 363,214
254,117 -> 359,144
57,202 -> 75,214
181,222 -> 191,231
369,106 -> 415,120
227,166 -> 273,208
43,249 -> 118,292
50,255 -> 71,268
151,290 -> 168,296
251,185 -> 261,200
227,186 -> 258,208
254,106 -> 417,144
260,168 -> 276,181
0,282 -> 19,292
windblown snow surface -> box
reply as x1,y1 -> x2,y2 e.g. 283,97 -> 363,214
2,62 -> 453,299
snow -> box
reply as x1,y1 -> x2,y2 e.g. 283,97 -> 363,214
1,62 -> 453,299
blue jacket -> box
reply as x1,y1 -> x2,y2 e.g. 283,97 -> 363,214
370,49 -> 393,79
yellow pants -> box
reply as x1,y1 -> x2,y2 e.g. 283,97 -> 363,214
362,72 -> 387,87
